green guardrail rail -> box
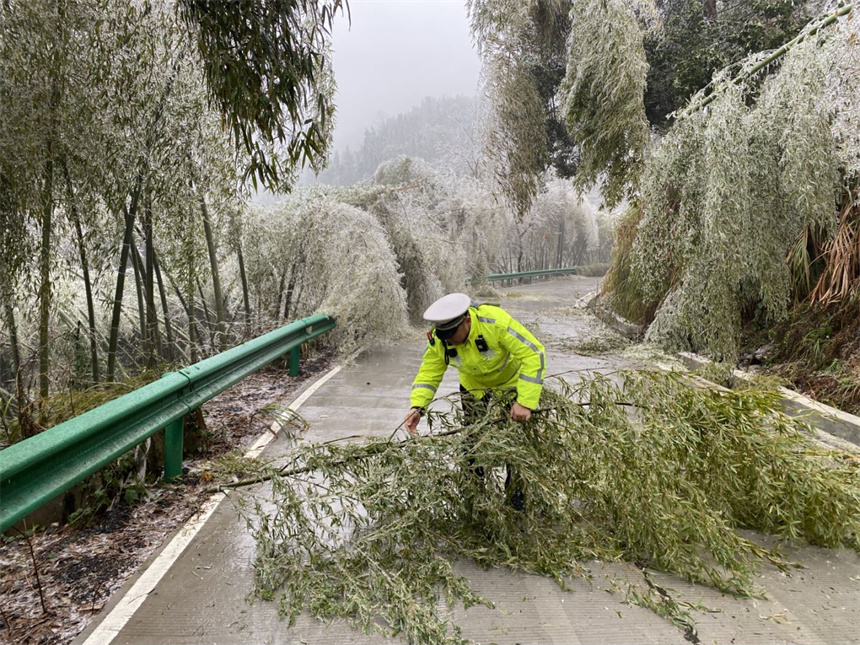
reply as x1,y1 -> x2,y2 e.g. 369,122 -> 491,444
466,268 -> 581,285
0,313 -> 336,532
488,268 -> 580,283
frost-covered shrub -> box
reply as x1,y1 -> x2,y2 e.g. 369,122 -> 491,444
314,200 -> 409,354
643,288 -> 693,353
469,282 -> 503,300
414,215 -> 468,295
243,190 -> 408,355
346,159 -> 469,323
577,262 -> 611,277
372,155 -> 444,200
362,194 -> 445,325
243,201 -> 306,322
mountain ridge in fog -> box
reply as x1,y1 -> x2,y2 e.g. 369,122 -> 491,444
307,95 -> 479,186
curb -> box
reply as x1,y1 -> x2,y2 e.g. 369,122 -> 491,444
677,351 -> 860,451
582,299 -> 860,451
586,292 -> 645,340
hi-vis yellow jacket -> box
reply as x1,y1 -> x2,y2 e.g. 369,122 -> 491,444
410,304 -> 547,410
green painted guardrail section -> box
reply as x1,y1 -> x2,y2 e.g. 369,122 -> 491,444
487,268 -> 580,282
0,313 -> 336,532
466,268 -> 581,285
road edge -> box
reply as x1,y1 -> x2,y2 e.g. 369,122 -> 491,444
73,364 -> 343,645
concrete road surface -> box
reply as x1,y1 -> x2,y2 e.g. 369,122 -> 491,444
75,277 -> 860,645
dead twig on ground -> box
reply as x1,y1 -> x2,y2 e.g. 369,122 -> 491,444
15,527 -> 49,615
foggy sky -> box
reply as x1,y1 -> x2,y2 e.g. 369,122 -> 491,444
329,0 -> 482,152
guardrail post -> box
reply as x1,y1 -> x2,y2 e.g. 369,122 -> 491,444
164,418 -> 184,482
289,346 -> 300,376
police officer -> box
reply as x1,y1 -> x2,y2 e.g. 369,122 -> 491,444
404,293 -> 547,434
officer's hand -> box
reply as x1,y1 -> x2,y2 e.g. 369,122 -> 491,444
510,402 -> 532,422
405,408 -> 422,435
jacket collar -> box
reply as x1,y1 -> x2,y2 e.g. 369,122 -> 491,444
464,307 -> 479,346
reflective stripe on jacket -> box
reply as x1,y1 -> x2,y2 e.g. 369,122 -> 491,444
410,304 -> 546,410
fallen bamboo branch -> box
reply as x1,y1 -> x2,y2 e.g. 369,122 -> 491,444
205,403 -> 638,494
235,370 -> 860,644
206,427 -> 465,493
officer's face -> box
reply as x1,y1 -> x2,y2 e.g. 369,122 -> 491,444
446,316 -> 471,346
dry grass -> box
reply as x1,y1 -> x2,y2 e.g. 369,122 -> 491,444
810,195 -> 860,305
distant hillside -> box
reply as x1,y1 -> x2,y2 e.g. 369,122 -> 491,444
312,95 -> 479,185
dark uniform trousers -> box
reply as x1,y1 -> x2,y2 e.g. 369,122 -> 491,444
459,385 -> 525,511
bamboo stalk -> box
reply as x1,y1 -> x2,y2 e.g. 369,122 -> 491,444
680,3 -> 855,118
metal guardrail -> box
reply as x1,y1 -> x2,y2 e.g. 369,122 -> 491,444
466,268 -> 581,285
469,267 -> 581,285
0,313 -> 336,532
487,268 -> 580,283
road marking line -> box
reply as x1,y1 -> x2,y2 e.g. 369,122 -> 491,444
82,364 -> 343,645
82,493 -> 224,645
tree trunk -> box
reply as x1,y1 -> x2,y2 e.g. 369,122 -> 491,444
3,304 -> 22,403
514,221 -> 525,274
62,160 -> 99,383
199,193 -> 226,350
274,267 -> 288,320
165,267 -> 192,323
283,263 -> 298,321
703,0 -> 717,22
130,239 -> 148,355
152,250 -> 175,363
556,217 -> 565,269
142,196 -> 161,367
106,61 -> 179,380
107,206 -> 136,381
38,156 -> 54,401
293,281 -> 306,321
236,242 -> 251,324
164,265 -> 200,363
38,0 -> 68,403
3,303 -> 33,440
196,276 -> 216,350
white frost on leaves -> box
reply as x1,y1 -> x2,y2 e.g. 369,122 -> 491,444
635,3 -> 859,360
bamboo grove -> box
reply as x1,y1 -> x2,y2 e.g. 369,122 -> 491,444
0,0 -> 348,436
469,0 -> 860,364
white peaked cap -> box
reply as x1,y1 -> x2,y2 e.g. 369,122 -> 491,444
423,293 -> 471,325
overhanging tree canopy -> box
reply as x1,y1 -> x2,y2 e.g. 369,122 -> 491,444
178,0 -> 346,190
